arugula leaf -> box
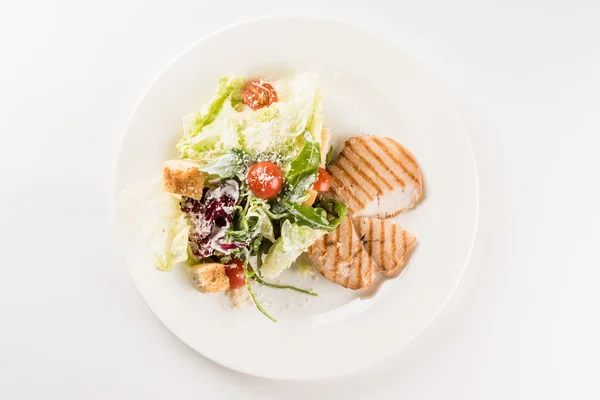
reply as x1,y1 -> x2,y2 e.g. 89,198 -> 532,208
252,274 -> 318,296
281,198 -> 348,232
198,149 -> 246,179
282,200 -> 331,230
283,134 -> 321,203
318,198 -> 348,228
243,262 -> 277,322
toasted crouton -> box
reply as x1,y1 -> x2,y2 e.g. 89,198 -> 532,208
163,160 -> 206,199
320,127 -> 332,167
302,189 -> 318,207
189,263 -> 230,293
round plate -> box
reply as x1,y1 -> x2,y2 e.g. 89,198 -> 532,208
114,17 -> 478,380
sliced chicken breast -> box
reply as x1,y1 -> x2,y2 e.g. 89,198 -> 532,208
353,217 -> 417,276
307,217 -> 374,290
325,136 -> 423,219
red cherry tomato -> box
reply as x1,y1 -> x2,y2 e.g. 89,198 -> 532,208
313,168 -> 331,192
246,162 -> 283,199
225,259 -> 246,289
242,80 -> 278,110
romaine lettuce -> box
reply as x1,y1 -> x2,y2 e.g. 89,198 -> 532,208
177,75 -> 246,163
121,179 -> 189,271
176,73 -> 323,165
261,220 -> 326,278
282,133 -> 321,203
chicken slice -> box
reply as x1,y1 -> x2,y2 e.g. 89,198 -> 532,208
306,217 -> 374,290
353,217 -> 417,276
324,136 -> 423,219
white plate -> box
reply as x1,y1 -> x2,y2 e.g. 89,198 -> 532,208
113,17 -> 478,380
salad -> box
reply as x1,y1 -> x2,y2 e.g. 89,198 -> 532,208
136,73 -> 347,321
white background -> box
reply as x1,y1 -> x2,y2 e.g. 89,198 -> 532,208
1,1 -> 599,399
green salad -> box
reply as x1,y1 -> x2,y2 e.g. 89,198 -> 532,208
139,72 -> 346,321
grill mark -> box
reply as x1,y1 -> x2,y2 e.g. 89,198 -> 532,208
338,154 -> 382,194
344,145 -> 394,191
329,185 -> 342,200
308,238 -> 318,258
354,137 -> 406,188
313,238 -> 327,268
391,223 -> 397,273
330,175 -> 366,209
332,224 -> 340,284
389,138 -> 419,171
409,235 -> 417,248
401,230 -> 407,260
356,244 -> 364,288
317,237 -> 327,260
372,137 -> 418,185
330,162 -> 373,200
405,233 -> 416,254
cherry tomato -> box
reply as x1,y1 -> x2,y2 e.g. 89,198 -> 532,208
246,162 -> 283,199
225,259 -> 246,289
242,79 -> 278,110
313,168 -> 331,192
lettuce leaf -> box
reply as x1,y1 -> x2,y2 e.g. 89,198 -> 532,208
121,179 -> 189,271
318,198 -> 348,229
240,73 -> 323,157
281,198 -> 348,232
177,75 -> 246,162
177,73 -> 324,165
282,201 -> 330,230
283,133 -> 321,203
198,149 -> 246,179
261,220 -> 326,278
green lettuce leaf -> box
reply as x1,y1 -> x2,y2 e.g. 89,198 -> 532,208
318,198 -> 348,229
281,198 -> 348,232
295,253 -> 318,278
240,73 -> 323,157
177,75 -> 246,162
121,179 -> 189,271
177,73 -> 324,165
261,220 -> 326,278
283,133 -> 321,203
325,145 -> 334,166
306,85 -> 323,141
198,149 -> 246,179
282,200 -> 330,230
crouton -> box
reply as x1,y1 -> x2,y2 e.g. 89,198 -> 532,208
163,160 -> 206,199
189,263 -> 230,293
302,189 -> 318,207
